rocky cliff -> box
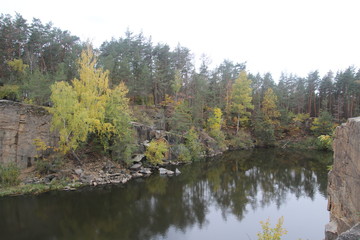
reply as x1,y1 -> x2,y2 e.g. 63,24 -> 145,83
326,117 -> 360,240
0,100 -> 57,168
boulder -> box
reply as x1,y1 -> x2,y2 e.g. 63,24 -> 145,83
131,154 -> 145,163
139,167 -> 152,175
337,223 -> 360,240
130,163 -> 142,170
159,167 -> 174,175
326,118 -> 360,239
74,168 -> 83,176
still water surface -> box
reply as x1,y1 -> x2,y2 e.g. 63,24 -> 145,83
0,149 -> 332,240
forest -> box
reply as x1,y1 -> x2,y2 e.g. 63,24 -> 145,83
1,13 -> 358,160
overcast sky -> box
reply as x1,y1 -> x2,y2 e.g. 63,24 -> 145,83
2,0 -> 360,80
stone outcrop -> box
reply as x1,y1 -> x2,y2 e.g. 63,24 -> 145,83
0,100 -> 57,168
326,117 -> 360,239
336,223 -> 360,240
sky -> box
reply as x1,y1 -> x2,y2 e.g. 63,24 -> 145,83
2,0 -> 360,80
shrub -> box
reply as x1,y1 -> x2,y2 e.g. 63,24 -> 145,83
316,135 -> 333,151
145,139 -> 169,165
172,144 -> 191,163
0,85 -> 20,101
311,111 -> 334,136
0,163 -> 20,187
257,217 -> 287,240
184,127 -> 204,160
228,129 -> 254,150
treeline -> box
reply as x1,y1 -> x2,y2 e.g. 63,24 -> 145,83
1,13 -> 358,147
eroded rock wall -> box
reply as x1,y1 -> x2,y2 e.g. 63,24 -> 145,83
326,117 -> 360,239
0,100 -> 57,168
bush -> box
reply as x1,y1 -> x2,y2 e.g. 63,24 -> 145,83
228,129 -> 254,150
316,135 -> 333,151
172,144 -> 191,163
0,85 -> 20,101
0,163 -> 20,187
184,127 -> 204,161
145,139 -> 169,165
311,111 -> 334,136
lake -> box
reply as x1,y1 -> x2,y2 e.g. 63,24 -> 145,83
0,148 -> 332,240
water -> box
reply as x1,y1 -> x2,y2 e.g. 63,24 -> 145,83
0,149 -> 332,240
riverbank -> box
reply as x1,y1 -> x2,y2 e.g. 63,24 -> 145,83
0,135 -> 331,197
0,152 -> 186,197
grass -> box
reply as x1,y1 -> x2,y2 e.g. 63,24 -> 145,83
0,180 -> 83,197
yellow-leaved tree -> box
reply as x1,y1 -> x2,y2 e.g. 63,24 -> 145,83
49,47 -> 134,161
207,107 -> 226,149
262,88 -> 280,126
230,70 -> 254,133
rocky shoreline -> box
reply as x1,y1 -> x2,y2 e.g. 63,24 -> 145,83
13,154 -> 184,195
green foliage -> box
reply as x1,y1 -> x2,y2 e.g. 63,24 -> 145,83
145,139 -> 169,165
22,69 -> 53,105
0,163 -> 20,187
257,217 -> 287,240
316,135 -> 333,151
104,82 -> 136,162
253,111 -> 276,147
310,111 -> 334,136
172,144 -> 192,162
184,127 -> 204,161
35,158 -> 62,175
169,100 -> 192,133
172,69 -> 182,99
228,129 -> 254,150
0,84 -> 20,101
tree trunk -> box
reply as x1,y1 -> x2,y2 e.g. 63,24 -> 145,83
236,113 -> 240,134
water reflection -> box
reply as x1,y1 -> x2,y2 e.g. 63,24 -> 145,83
0,149 -> 332,240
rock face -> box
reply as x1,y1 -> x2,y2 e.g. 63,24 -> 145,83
0,100 -> 57,168
326,117 -> 360,239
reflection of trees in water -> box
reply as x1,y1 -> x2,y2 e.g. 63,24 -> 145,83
0,149 -> 332,240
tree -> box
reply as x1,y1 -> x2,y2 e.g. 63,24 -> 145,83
310,110 -> 334,136
145,139 -> 169,165
207,107 -> 226,148
230,70 -> 254,133
262,88 -> 280,126
50,47 -> 134,161
184,127 -> 204,161
169,100 -> 192,133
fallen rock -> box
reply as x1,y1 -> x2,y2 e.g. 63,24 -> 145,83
326,221 -> 339,240
337,223 -> 360,240
102,161 -> 115,173
80,175 -> 94,184
159,168 -> 174,175
132,172 -> 143,178
130,163 -> 142,170
74,168 -> 83,176
139,167 -> 152,175
175,168 -> 181,175
131,154 -> 145,163
143,140 -> 150,147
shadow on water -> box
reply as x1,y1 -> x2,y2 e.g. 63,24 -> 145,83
0,148 -> 332,240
